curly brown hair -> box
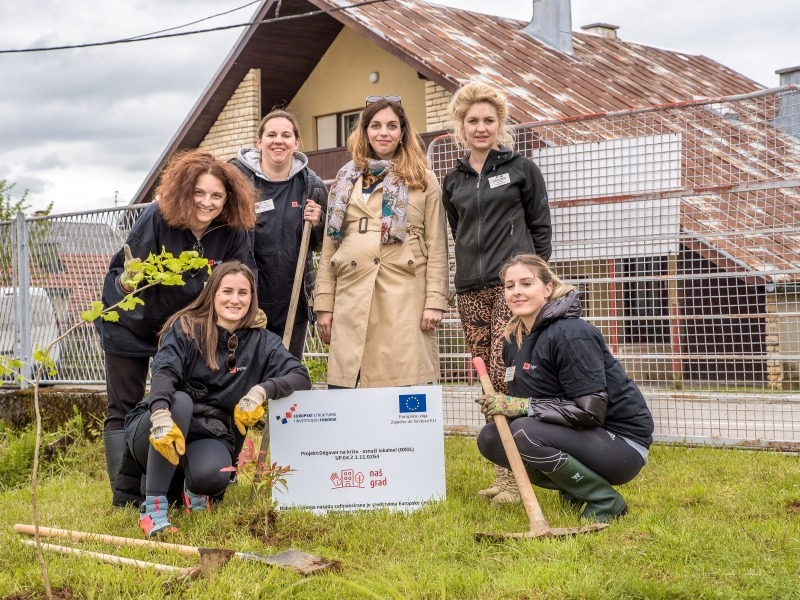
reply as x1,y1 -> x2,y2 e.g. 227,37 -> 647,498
347,99 -> 429,191
154,150 -> 257,230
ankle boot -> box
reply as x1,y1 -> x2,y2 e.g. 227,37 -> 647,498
477,463 -> 507,499
183,483 -> 210,513
489,467 -> 521,505
102,430 -> 126,489
139,495 -> 177,537
544,455 -> 628,523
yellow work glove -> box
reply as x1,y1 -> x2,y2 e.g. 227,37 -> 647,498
234,385 -> 267,435
149,408 -> 185,466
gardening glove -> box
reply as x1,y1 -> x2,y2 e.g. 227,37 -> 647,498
149,408 -> 185,466
120,244 -> 138,291
234,385 -> 267,435
475,394 -> 529,418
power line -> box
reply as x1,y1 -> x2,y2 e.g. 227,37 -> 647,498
0,0 -> 389,55
122,0 -> 262,42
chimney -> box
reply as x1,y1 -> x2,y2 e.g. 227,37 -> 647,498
580,23 -> 619,40
523,0 -> 573,55
773,66 -> 800,137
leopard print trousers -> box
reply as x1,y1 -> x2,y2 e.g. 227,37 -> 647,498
457,285 -> 512,395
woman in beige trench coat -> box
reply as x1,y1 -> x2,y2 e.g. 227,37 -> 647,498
314,96 -> 450,388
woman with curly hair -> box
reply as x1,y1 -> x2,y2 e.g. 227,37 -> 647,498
97,149 -> 257,504
314,96 -> 449,388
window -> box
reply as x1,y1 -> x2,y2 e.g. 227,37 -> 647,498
621,256 -> 669,344
316,110 -> 361,150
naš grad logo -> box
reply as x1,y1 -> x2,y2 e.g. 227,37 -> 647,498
276,403 -> 298,424
398,394 -> 426,413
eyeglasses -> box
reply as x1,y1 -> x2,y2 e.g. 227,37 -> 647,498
365,95 -> 401,106
226,333 -> 238,371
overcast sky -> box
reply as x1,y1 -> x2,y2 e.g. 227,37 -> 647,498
1,0 -> 797,215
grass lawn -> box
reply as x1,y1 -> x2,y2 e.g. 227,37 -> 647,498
1,428 -> 799,599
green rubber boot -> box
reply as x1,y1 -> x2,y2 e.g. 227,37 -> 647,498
544,455 -> 628,523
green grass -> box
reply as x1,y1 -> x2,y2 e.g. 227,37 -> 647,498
1,431 -> 799,599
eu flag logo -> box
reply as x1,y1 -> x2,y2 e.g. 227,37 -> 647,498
399,394 -> 426,413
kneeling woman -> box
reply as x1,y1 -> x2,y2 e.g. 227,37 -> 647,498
475,254 -> 653,522
125,261 -> 310,536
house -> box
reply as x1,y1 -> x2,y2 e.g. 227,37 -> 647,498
131,0 -> 800,389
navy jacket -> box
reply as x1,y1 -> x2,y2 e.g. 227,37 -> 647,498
504,292 -> 654,448
441,148 -> 551,293
231,159 -> 328,333
96,203 -> 256,357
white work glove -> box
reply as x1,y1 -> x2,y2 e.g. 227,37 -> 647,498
234,385 -> 267,435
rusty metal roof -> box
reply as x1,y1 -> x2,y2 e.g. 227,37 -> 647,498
311,0 -> 762,122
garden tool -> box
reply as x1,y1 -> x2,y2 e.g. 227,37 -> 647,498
14,524 -> 339,575
471,358 -> 608,540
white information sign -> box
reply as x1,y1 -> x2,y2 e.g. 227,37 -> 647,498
268,386 -> 445,513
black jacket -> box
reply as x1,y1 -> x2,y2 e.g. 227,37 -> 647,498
504,292 -> 654,448
148,322 -> 310,415
441,149 -> 551,293
230,159 -> 328,332
96,203 -> 256,357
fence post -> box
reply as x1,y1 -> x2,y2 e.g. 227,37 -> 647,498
14,212 -> 32,388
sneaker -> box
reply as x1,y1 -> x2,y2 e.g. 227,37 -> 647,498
139,495 -> 177,537
183,483 -> 210,513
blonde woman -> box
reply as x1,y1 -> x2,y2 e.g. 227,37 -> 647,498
442,81 -> 552,503
475,254 -> 653,523
314,96 -> 449,388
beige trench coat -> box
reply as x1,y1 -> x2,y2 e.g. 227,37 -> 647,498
314,170 -> 450,387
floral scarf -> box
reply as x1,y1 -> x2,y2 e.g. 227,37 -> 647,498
326,159 -> 408,245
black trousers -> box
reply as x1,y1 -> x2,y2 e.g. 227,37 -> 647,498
104,353 -> 150,432
477,418 -> 645,486
127,392 -> 233,497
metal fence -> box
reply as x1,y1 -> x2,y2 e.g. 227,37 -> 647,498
2,86 -> 799,449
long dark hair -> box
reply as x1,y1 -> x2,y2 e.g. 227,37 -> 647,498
160,261 -> 260,369
346,99 -> 429,190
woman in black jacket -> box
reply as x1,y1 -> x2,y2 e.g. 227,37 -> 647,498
125,261 -> 310,537
98,150 -> 257,503
475,254 -> 653,523
231,109 -> 328,360
442,81 -> 552,503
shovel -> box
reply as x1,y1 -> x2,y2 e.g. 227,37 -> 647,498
471,357 -> 608,540
14,524 -> 338,576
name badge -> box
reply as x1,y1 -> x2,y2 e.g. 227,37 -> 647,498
504,366 -> 516,383
488,173 -> 510,189
255,199 -> 275,213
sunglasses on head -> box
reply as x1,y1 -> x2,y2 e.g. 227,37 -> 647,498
365,95 -> 401,106
226,333 -> 238,371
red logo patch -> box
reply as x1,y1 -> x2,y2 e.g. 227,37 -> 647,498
523,362 -> 531,370
292,201 -> 300,208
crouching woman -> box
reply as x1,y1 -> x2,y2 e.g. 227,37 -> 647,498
475,254 -> 654,523
124,261 -> 310,537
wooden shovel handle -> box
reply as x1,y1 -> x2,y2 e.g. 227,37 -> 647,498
18,539 -> 197,577
473,358 -> 550,531
14,524 -> 199,556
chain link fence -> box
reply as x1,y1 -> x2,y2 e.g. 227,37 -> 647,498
2,86 -> 799,448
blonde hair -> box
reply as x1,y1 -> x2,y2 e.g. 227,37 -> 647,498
500,254 -> 575,347
346,99 -> 429,190
446,81 -> 515,152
